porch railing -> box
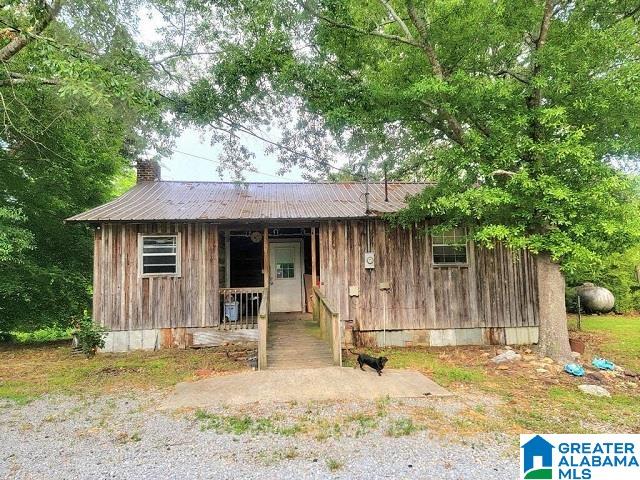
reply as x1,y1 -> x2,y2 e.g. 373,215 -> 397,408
313,287 -> 342,366
219,287 -> 264,329
258,288 -> 269,370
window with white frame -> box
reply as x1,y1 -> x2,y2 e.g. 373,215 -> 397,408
140,234 -> 180,276
432,228 -> 468,265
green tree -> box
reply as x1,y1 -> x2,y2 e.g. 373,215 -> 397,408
0,0 -> 168,333
168,0 -> 640,361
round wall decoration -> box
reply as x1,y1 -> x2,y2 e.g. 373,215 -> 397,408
250,231 -> 263,243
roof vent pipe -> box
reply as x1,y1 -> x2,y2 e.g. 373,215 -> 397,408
364,163 -> 371,215
384,163 -> 389,202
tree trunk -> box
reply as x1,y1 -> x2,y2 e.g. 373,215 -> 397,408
536,252 -> 573,363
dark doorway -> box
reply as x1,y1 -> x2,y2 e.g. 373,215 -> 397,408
229,234 -> 263,287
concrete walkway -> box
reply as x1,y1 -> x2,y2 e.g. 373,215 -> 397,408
161,367 -> 450,409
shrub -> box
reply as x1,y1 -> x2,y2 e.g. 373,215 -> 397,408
386,417 -> 418,437
0,331 -> 14,343
11,326 -> 72,343
74,314 -> 107,357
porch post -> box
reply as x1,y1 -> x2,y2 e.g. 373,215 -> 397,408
263,227 -> 270,288
259,226 -> 270,370
311,227 -> 317,288
224,230 -> 230,287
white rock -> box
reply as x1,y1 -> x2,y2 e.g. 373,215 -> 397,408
492,350 -> 522,364
536,368 -> 548,374
571,352 -> 581,359
504,346 -> 513,350
578,384 -> 611,397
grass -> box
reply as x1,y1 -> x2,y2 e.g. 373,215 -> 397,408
2,314 -> 638,438
568,314 -> 640,370
326,458 -> 344,472
350,314 -> 640,434
116,431 -> 142,444
346,413 -> 379,436
386,417 -> 419,437
344,347 -> 486,386
0,342 -> 248,403
312,419 -> 342,440
195,409 -> 302,436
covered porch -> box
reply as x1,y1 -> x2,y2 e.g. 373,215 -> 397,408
214,225 -> 341,370
218,225 -> 320,323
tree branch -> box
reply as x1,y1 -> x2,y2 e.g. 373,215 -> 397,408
405,0 -> 446,78
526,0 -> 555,142
405,0 -> 466,145
0,72 -> 60,87
467,116 -> 492,139
0,0 -> 63,63
490,169 -> 517,178
618,3 -> 640,22
302,0 -> 475,147
378,0 -> 414,40
299,1 -> 421,49
527,0 -> 554,110
535,0 -> 554,47
207,113 -> 349,175
494,68 -> 530,85
150,51 -> 221,66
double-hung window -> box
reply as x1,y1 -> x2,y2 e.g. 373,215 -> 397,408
140,234 -> 181,276
432,228 -> 468,265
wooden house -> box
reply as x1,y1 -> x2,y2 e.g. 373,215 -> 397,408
67,161 -> 542,367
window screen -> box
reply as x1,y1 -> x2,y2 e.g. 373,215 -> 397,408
432,228 -> 468,265
141,235 -> 179,275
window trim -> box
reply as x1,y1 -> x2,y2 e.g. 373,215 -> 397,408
431,227 -> 469,267
138,233 -> 182,278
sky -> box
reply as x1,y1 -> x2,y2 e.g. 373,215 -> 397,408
162,128 -> 306,183
137,8 -> 306,183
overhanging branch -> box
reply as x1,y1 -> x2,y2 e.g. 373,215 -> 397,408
299,1 -> 421,49
0,72 -> 60,87
0,0 -> 63,63
150,51 -> 222,66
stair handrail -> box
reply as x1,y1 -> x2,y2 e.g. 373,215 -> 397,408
257,287 -> 269,370
312,287 -> 342,366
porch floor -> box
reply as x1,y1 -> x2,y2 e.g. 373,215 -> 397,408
267,313 -> 334,369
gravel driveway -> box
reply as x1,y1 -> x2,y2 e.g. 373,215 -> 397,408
0,394 -> 518,479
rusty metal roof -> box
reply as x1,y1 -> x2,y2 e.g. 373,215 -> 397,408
66,181 -> 431,223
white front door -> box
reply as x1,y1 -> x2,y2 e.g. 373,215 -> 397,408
269,241 -> 303,312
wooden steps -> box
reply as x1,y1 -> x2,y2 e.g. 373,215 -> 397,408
267,314 -> 334,369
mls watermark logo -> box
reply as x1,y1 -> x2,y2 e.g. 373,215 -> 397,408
521,435 -> 554,479
520,434 -> 640,479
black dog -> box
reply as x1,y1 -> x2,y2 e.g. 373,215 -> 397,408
356,353 -> 388,376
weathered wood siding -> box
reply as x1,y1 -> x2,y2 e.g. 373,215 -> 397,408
93,223 -> 219,330
319,220 -> 539,332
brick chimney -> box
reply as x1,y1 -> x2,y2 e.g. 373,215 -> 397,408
136,159 -> 161,183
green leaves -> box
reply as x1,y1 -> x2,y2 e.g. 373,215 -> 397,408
0,207 -> 34,264
0,0 -> 168,333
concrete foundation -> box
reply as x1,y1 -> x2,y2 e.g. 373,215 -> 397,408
101,325 -> 539,353
100,327 -> 258,353
353,326 -> 539,348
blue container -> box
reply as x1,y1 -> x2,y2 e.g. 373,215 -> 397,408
224,301 -> 239,321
